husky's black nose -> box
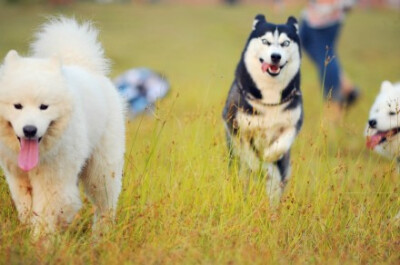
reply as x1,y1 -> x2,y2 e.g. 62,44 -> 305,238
368,119 -> 377,129
271,53 -> 281,63
23,125 -> 37,138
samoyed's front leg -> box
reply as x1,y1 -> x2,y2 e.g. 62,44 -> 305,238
29,169 -> 82,237
263,128 -> 296,162
4,169 -> 32,224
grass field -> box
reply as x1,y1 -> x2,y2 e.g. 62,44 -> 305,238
0,2 -> 399,264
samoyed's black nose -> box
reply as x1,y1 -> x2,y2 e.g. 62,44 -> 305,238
23,125 -> 37,138
271,53 -> 281,63
368,119 -> 377,129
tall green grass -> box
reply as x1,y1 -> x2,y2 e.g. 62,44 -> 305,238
0,3 -> 399,264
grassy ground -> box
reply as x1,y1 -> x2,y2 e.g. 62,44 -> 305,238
0,3 -> 399,264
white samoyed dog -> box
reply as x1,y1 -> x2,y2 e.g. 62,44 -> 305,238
0,17 -> 125,237
365,81 -> 400,162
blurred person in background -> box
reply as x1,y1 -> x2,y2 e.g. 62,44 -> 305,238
114,68 -> 170,119
300,0 -> 360,120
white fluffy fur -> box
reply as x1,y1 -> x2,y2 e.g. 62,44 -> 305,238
30,17 -> 109,75
0,17 -> 125,237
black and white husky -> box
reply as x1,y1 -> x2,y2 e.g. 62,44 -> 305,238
222,14 -> 303,206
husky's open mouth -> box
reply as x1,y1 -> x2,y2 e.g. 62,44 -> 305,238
17,136 -> 42,171
260,60 -> 287,77
366,127 -> 400,149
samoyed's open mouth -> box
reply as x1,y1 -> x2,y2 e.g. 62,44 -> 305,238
260,60 -> 287,77
17,136 -> 42,172
366,127 -> 400,149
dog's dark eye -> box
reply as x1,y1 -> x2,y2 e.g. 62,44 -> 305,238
262,39 -> 271,46
39,104 -> 49,110
389,111 -> 397,116
281,40 -> 290,47
14,103 -> 23,110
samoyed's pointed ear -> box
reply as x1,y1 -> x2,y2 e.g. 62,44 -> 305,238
253,14 -> 266,30
286,16 -> 299,33
381,80 -> 393,92
4,50 -> 20,65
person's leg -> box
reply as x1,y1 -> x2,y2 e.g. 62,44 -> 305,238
300,21 -> 343,102
318,23 -> 342,101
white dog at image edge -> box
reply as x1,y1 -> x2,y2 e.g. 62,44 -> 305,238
365,80 -> 400,220
0,18 -> 125,237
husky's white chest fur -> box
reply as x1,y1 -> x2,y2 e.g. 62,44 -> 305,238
236,102 -> 301,142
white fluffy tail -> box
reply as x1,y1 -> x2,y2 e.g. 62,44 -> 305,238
30,17 -> 109,75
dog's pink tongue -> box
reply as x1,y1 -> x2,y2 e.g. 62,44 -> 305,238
261,62 -> 270,73
18,139 -> 39,171
366,133 -> 384,149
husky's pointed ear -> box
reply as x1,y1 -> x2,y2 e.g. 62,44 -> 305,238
286,16 -> 299,33
381,80 -> 393,92
252,14 -> 266,30
4,50 -> 20,65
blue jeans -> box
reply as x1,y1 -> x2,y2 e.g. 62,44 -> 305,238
300,20 -> 342,101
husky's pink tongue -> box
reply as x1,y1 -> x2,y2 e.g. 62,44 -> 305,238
261,62 -> 279,73
366,133 -> 385,149
261,62 -> 270,73
18,139 -> 39,171
261,63 -> 269,73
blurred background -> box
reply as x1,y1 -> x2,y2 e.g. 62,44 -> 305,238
1,0 -> 400,8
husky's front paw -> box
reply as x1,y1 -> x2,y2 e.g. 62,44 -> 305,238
263,148 -> 284,162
